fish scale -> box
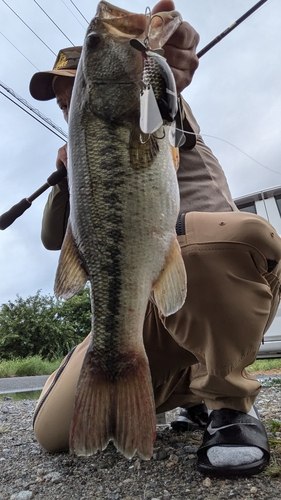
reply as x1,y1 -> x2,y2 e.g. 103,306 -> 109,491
54,1 -> 186,460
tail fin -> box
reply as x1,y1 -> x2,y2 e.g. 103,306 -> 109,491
69,347 -> 156,460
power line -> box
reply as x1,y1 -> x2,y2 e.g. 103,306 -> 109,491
1,0 -> 56,56
0,1 -> 79,143
0,91 -> 66,141
68,0 -> 89,23
0,81 -> 67,141
60,0 -> 87,29
0,31 -> 40,71
33,0 -> 75,46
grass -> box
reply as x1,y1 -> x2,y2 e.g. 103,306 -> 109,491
263,461 -> 281,478
268,420 -> 281,433
247,358 -> 281,372
263,435 -> 281,478
0,355 -> 61,378
0,355 -> 280,379
0,390 -> 41,402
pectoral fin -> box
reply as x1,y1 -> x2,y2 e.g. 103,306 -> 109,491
152,236 -> 187,316
54,223 -> 88,299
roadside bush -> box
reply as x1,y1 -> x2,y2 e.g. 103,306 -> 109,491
0,356 -> 61,377
0,287 -> 91,361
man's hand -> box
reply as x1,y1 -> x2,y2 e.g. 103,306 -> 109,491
56,143 -> 68,170
152,0 -> 200,94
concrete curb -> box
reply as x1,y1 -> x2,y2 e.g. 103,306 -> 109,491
0,375 -> 49,395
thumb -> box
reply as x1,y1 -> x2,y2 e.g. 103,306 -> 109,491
151,0 -> 176,15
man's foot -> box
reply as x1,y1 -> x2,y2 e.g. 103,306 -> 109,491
170,403 -> 208,432
197,407 -> 270,477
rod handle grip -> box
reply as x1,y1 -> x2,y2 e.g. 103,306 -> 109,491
0,198 -> 31,230
47,164 -> 67,186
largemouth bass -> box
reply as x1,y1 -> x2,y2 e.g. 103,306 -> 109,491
54,0 -> 186,460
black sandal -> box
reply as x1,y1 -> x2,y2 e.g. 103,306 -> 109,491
171,403 -> 208,432
197,408 -> 270,477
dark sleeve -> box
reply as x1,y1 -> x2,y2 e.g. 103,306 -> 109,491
41,178 -> 70,250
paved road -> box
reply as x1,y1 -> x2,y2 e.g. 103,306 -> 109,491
0,373 -> 279,396
0,375 -> 49,394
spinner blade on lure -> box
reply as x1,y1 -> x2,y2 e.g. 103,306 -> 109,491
130,9 -> 185,145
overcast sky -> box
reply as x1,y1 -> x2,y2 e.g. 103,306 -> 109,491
0,0 -> 280,305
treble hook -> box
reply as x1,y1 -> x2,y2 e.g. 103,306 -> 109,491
153,127 -> 166,140
139,132 -> 151,144
129,7 -> 165,54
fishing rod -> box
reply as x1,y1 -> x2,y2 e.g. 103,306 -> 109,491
197,0 -> 269,58
0,164 -> 66,230
0,0 -> 269,230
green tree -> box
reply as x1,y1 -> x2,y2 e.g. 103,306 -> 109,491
0,287 -> 91,361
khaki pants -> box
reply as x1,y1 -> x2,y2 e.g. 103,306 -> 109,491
34,211 -> 281,452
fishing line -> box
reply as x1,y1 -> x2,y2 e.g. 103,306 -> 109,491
175,127 -> 281,176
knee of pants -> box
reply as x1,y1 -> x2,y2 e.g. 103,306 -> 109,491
229,212 -> 281,266
182,211 -> 281,271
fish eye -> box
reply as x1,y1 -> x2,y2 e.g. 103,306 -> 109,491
87,32 -> 101,49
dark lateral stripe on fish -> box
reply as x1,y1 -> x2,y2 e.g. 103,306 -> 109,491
88,133 -> 127,362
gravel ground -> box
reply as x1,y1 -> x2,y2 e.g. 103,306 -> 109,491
0,383 -> 281,500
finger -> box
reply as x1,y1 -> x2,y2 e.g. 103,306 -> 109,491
56,144 -> 68,170
167,21 -> 200,51
170,66 -> 197,94
163,43 -> 199,93
151,0 -> 175,15
164,45 -> 199,72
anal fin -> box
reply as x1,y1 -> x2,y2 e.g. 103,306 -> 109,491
152,235 -> 187,316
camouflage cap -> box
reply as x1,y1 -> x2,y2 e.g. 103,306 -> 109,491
29,46 -> 82,101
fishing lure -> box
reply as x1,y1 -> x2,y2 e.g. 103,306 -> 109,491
130,8 -> 185,146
